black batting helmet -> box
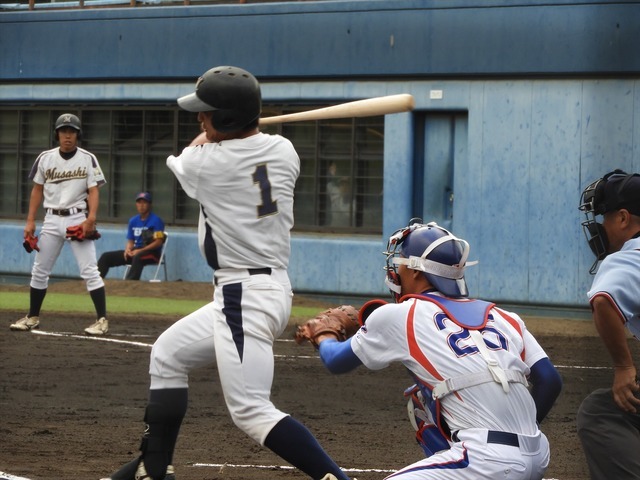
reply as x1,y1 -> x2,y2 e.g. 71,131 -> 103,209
54,113 -> 82,140
177,66 -> 261,132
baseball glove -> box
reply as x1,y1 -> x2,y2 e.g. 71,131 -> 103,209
65,224 -> 101,242
294,305 -> 360,348
23,235 -> 40,253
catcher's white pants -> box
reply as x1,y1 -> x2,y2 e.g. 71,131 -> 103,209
31,212 -> 104,291
385,428 -> 549,480
149,268 -> 292,445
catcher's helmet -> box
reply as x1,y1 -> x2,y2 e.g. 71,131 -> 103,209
54,113 -> 82,139
579,169 -> 640,273
384,220 -> 476,300
177,66 -> 261,132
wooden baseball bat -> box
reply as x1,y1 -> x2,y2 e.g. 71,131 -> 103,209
259,94 -> 415,125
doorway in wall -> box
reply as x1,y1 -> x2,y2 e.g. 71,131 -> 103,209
413,112 -> 468,231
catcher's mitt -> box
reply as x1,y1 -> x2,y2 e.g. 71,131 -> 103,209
66,224 -> 101,242
23,235 -> 40,253
294,305 -> 360,348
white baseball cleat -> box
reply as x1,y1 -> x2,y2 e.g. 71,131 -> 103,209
320,475 -> 339,480
85,317 -> 109,336
10,316 -> 39,331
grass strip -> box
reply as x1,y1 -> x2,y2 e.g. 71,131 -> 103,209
0,292 -> 323,320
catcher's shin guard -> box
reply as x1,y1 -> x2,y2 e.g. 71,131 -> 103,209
139,403 -> 182,479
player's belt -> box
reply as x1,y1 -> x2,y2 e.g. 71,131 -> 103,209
487,431 -> 519,447
248,268 -> 272,276
452,430 -> 520,447
46,208 -> 83,216
214,268 -> 272,286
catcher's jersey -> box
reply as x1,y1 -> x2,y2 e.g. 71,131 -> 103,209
588,236 -> 640,339
351,295 -> 548,435
167,133 -> 299,270
29,147 -> 106,210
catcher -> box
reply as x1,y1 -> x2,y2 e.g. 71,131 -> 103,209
11,113 -> 109,336
97,192 -> 165,280
295,220 -> 563,480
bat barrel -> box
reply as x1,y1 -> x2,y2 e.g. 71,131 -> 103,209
259,94 -> 415,125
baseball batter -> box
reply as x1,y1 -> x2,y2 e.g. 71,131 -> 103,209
10,113 -> 109,336
102,66 -> 349,480
304,221 -> 563,480
577,170 -> 640,479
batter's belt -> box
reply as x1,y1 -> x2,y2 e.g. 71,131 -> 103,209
214,267 -> 273,286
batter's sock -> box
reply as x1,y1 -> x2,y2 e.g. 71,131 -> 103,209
264,416 -> 350,480
146,388 -> 188,467
28,287 -> 47,317
89,286 -> 107,318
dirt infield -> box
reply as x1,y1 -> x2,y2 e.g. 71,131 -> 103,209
1,279 -> 636,480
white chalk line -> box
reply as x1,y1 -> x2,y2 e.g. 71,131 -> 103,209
31,329 -> 153,348
192,464 -> 561,479
0,472 -> 31,480
29,330 -> 320,358
29,329 -> 613,369
193,462 -> 395,473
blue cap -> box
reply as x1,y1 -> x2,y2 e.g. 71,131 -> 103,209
136,192 -> 152,203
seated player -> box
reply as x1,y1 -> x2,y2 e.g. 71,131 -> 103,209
98,192 -> 165,280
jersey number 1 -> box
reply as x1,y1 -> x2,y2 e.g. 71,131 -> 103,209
253,164 -> 278,217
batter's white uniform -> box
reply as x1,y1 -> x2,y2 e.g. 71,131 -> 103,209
153,132 -> 299,444
351,294 -> 550,480
29,147 -> 106,291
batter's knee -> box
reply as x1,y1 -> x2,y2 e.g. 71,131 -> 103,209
149,341 -> 190,390
229,404 -> 287,445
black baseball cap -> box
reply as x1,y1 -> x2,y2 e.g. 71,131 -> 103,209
136,192 -> 152,203
597,170 -> 640,215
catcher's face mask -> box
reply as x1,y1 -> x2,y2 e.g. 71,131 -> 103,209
383,221 -> 419,303
383,219 -> 477,302
579,177 -> 609,274
579,169 -> 640,274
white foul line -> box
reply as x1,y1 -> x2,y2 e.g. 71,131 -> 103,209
28,330 -> 612,368
193,462 -> 395,473
31,329 -> 153,348
191,463 -> 561,479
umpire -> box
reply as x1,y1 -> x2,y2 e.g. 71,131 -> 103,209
577,169 -> 640,479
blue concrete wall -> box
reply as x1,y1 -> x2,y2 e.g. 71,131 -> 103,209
1,220 -> 387,293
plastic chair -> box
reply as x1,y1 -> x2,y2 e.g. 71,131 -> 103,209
123,232 -> 168,282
